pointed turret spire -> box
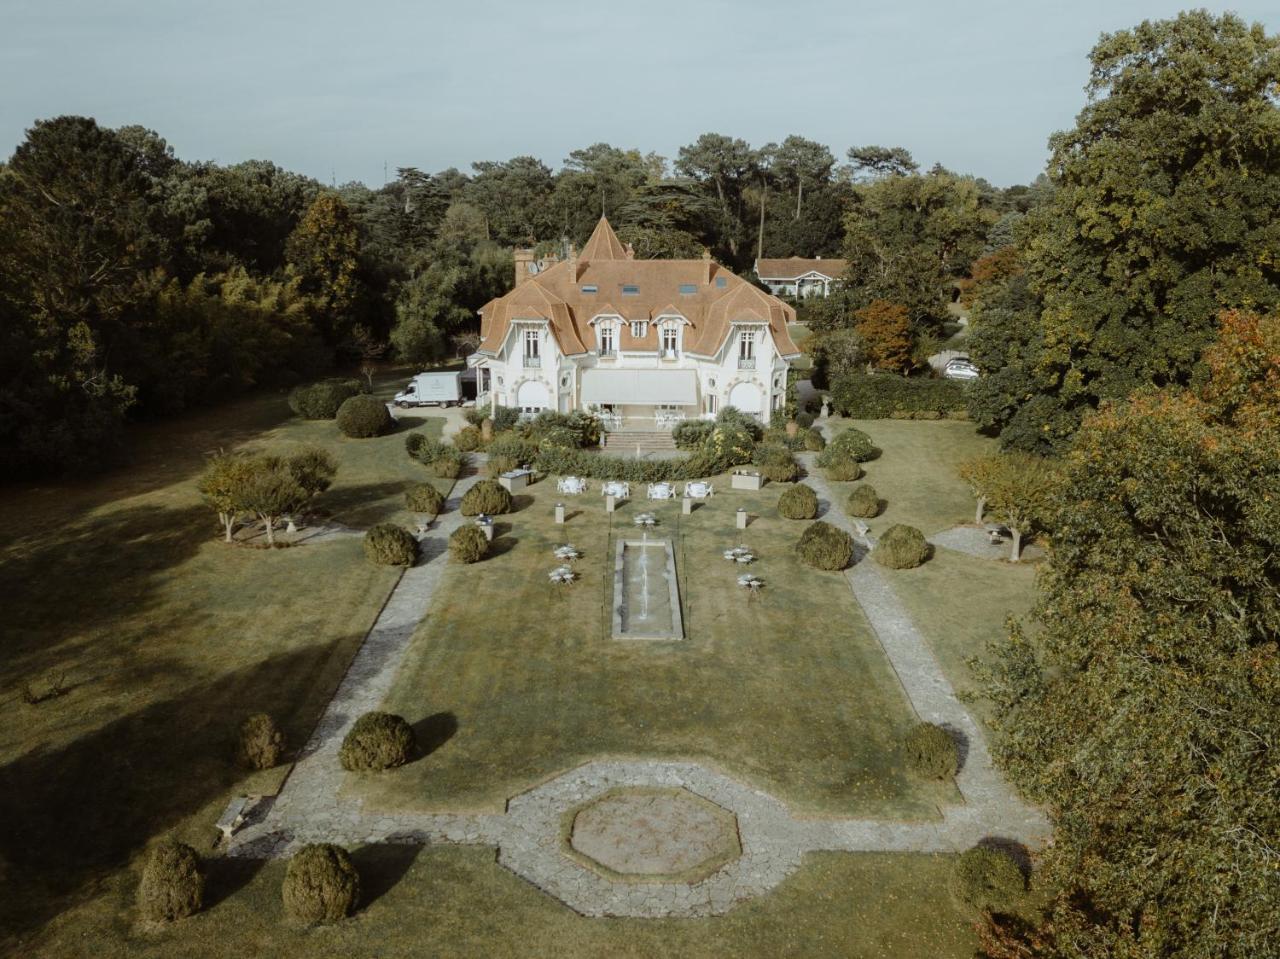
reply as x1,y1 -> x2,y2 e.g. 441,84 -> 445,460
580,216 -> 629,261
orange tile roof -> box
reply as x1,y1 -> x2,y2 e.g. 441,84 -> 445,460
480,218 -> 799,358
755,257 -> 849,280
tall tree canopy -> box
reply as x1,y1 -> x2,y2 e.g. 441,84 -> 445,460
978,310 -> 1280,958
970,11 -> 1280,452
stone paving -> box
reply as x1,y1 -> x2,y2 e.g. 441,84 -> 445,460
224,446 -> 1049,918
930,524 -> 1045,563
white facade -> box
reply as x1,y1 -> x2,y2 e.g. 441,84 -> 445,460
471,314 -> 790,429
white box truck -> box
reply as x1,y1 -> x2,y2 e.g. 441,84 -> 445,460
394,371 -> 463,408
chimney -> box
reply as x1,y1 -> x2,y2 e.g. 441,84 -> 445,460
702,248 -> 712,285
514,249 -> 535,287
567,243 -> 579,282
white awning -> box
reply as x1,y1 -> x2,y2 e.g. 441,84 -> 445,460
581,370 -> 697,406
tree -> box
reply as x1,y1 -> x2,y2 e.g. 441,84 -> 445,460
675,133 -> 759,264
463,156 -> 555,246
958,452 -> 1058,560
286,193 -> 362,342
763,135 -> 836,219
853,300 -> 915,374
233,462 -> 307,546
977,311 -> 1280,956
198,451 -> 259,542
982,11 -> 1280,451
845,145 -> 918,181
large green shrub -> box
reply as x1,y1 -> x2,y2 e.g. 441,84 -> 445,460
873,524 -> 930,569
363,524 -> 418,566
950,846 -> 1025,912
756,444 -> 800,483
462,407 -> 488,428
449,525 -> 488,564
803,428 -> 826,451
236,713 -> 285,770
139,839 -> 204,922
428,447 -> 464,479
404,483 -> 445,516
283,844 -> 360,923
903,722 -> 959,779
672,419 -> 714,450
823,459 -> 863,482
795,410 -> 816,429
777,483 -> 819,520
521,410 -> 601,448
795,521 -> 855,570
453,425 -> 482,451
486,433 -> 539,465
289,378 -> 364,420
847,484 -> 881,518
336,394 -> 392,438
830,373 -> 969,419
460,479 -> 512,516
339,711 -> 415,771
491,405 -> 520,432
819,427 -> 880,464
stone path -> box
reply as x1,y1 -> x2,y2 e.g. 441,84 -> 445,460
224,449 -> 1049,918
930,524 -> 1044,563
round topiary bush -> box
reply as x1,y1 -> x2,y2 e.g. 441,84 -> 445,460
847,484 -> 881,518
283,843 -> 360,924
363,524 -> 418,566
404,483 -> 445,517
428,447 -> 464,479
289,378 -> 363,420
950,846 -> 1025,912
449,525 -> 488,564
777,483 -> 819,520
339,711 -> 416,771
803,428 -> 826,451
460,479 -> 512,516
795,410 -> 816,429
236,713 -> 285,770
335,394 -> 393,438
823,427 -> 880,463
903,722 -> 959,779
795,521 -> 855,571
453,425 -> 482,452
824,459 -> 862,482
873,523 -> 930,569
139,839 -> 204,922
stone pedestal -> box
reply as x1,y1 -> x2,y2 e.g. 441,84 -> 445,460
735,508 -> 748,530
681,497 -> 692,515
606,494 -> 617,513
555,503 -> 566,524
476,517 -> 495,541
731,471 -> 763,491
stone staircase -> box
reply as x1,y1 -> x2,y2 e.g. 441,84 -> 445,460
602,430 -> 677,454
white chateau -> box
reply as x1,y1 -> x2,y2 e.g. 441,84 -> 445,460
470,217 -> 800,429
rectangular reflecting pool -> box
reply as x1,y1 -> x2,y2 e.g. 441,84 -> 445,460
612,538 -> 684,641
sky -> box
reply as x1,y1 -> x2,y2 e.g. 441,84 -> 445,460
2,0 -> 1276,187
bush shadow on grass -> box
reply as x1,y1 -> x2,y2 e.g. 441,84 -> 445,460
351,843 -> 420,910
0,641 -> 363,945
485,528 -> 519,559
317,480 -> 419,529
508,494 -> 535,514
412,711 -> 458,759
976,836 -> 1034,881
203,855 -> 269,912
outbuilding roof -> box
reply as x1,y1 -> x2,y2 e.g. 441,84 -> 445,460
754,257 -> 849,281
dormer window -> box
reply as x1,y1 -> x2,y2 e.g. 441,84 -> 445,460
630,320 -> 647,339
622,284 -> 640,296
661,325 -> 679,356
679,283 -> 697,295
598,324 -> 615,356
715,277 -> 727,288
581,284 -> 598,293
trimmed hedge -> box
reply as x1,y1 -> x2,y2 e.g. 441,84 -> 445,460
756,444 -> 800,483
289,378 -> 364,420
795,521 -> 855,570
873,524 -> 930,569
449,525 -> 488,564
236,713 -> 285,770
950,846 -> 1025,912
404,483 -> 445,516
672,419 -> 714,450
830,373 -> 969,419
778,483 -> 819,520
363,524 -> 418,566
139,839 -> 204,922
339,711 -> 415,771
283,844 -> 360,923
847,484 -> 881,518
336,394 -> 392,438
460,479 -> 512,516
903,722 -> 959,779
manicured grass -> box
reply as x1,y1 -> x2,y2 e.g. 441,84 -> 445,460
353,481 -> 958,819
0,385 -> 417,946
27,847 -> 982,959
823,417 -> 998,535
879,548 -> 1038,723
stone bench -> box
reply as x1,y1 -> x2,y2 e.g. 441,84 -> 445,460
215,795 -> 252,842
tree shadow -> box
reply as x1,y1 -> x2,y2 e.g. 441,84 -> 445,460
350,844 -> 420,910
486,531 -> 519,559
977,836 -> 1034,881
412,711 -> 458,759
0,641 -> 362,945
202,855 -> 268,912
316,480 -> 416,528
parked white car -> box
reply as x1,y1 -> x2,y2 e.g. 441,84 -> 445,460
943,358 -> 981,381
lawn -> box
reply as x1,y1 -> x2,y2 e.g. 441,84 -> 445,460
26,847 -> 983,959
0,380 -> 439,947
352,479 -> 958,820
822,416 -> 998,535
